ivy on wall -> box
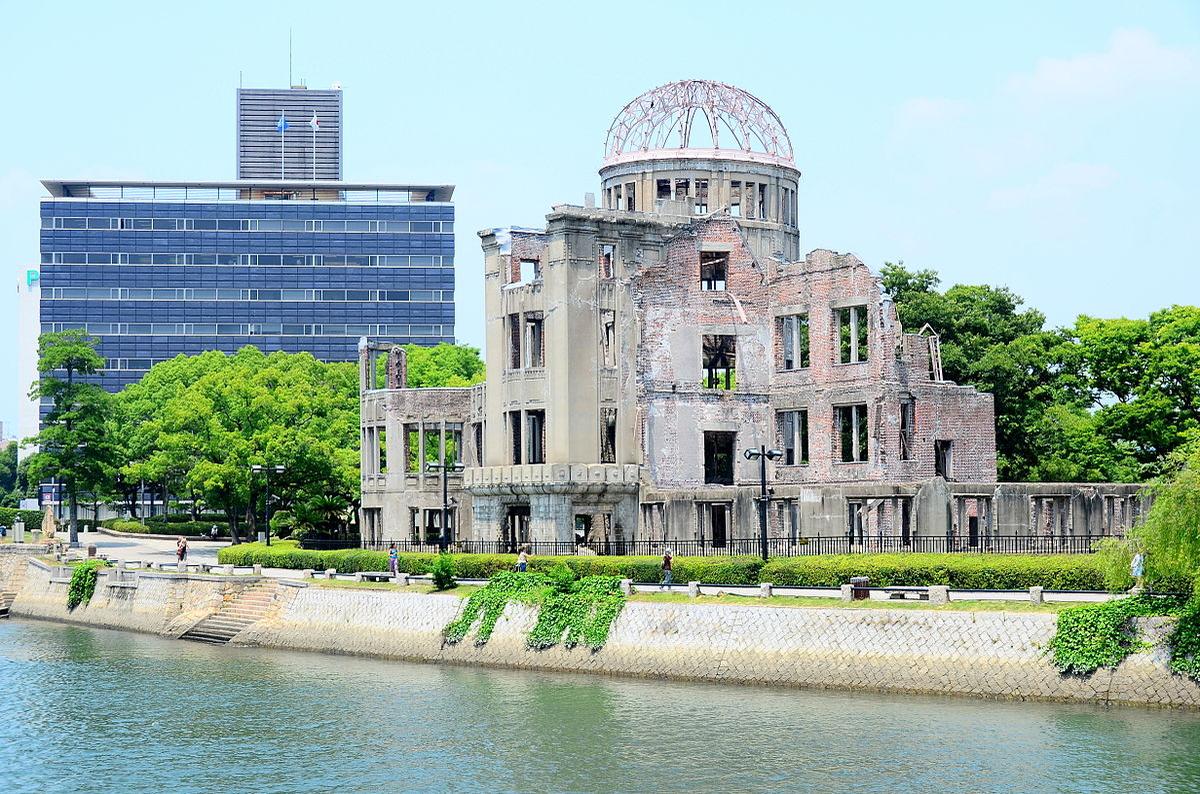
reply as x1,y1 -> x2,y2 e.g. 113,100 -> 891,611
443,568 -> 626,651
66,560 -> 108,611
1047,594 -> 1199,678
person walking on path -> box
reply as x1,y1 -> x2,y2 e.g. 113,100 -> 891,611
176,536 -> 188,564
1130,549 -> 1146,593
388,544 -> 399,577
517,546 -> 529,573
661,548 -> 673,590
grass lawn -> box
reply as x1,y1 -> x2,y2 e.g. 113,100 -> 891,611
628,590 -> 1073,613
312,578 -> 482,597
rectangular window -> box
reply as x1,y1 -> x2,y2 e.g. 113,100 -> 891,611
674,178 -> 690,200
599,244 -> 616,279
471,422 -> 484,466
444,423 -> 463,466
524,313 -> 544,368
702,503 -> 730,547
703,431 -> 736,485
779,410 -> 809,465
378,429 -> 388,474
700,251 -> 727,291
838,305 -> 869,364
848,500 -> 865,543
526,410 -> 546,464
935,440 -> 953,479
600,310 -> 616,367
730,180 -> 742,217
780,314 -> 810,369
657,179 -> 671,199
519,258 -> 539,283
835,404 -> 869,463
509,410 -> 522,465
625,182 -> 636,212
508,313 -> 522,369
694,179 -> 709,214
404,424 -> 421,473
900,399 -> 916,461
600,408 -> 617,464
757,183 -> 767,219
702,334 -> 736,390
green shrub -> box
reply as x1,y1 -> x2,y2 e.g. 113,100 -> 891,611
1048,595 -> 1186,675
431,554 -> 457,590
67,560 -> 108,610
760,553 -> 1107,590
269,510 -> 296,539
0,508 -> 46,528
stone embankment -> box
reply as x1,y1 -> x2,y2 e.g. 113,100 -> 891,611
2,547 -> 1197,708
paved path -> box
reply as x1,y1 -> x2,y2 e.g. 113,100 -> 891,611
77,530 -> 228,566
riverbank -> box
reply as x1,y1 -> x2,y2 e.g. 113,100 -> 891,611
3,549 -> 1198,708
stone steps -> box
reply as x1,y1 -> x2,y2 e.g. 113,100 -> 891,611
179,582 -> 277,645
0,591 -> 14,618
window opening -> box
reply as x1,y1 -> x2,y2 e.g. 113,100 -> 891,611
656,179 -> 671,199
599,244 -> 616,279
377,428 -> 388,474
847,500 -> 865,543
524,313 -> 544,368
781,314 -> 809,369
519,258 -> 539,283
779,410 -> 809,465
702,335 -> 736,390
508,313 -> 522,369
703,431 -> 736,485
625,182 -> 636,211
526,410 -> 546,464
835,404 -> 869,463
900,399 -> 915,461
600,310 -> 616,367
695,179 -> 708,214
509,410 -> 522,465
700,251 -> 727,291
600,408 -> 617,464
935,440 -> 953,479
838,305 -> 869,364
404,424 -> 422,473
674,178 -> 690,200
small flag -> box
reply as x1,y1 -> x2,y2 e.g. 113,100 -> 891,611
309,113 -> 319,131
276,113 -> 289,133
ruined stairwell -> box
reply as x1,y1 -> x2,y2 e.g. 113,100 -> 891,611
179,581 -> 280,645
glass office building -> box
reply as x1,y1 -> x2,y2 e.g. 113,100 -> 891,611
38,179 -> 455,391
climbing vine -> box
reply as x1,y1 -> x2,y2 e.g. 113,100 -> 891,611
1048,594 -> 1186,675
1169,597 -> 1200,680
443,569 -> 626,651
66,560 -> 108,611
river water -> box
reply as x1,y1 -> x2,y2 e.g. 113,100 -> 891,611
2,618 -> 1199,793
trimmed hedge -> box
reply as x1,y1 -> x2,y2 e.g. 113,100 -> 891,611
0,508 -> 46,528
101,518 -> 231,537
216,543 -> 1107,590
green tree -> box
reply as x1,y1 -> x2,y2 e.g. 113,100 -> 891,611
0,442 -> 17,507
376,343 -> 485,388
23,331 -> 114,544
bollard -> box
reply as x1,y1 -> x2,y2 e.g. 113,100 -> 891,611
252,564 -> 263,576
620,578 -> 633,596
928,585 -> 950,606
840,584 -> 853,602
14,520 -> 24,543
300,569 -> 315,579
325,568 -> 337,580
222,564 -> 234,576
1029,586 -> 1044,605
687,581 -> 700,598
87,544 -> 97,558
354,572 -> 366,582
177,562 -> 187,573
760,582 -> 773,598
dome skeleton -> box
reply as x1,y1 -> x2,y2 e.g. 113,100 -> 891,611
604,80 -> 793,162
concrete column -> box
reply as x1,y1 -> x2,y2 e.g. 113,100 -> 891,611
324,568 -> 337,579
301,569 -> 314,579
530,494 -> 572,543
620,578 -> 633,596
759,582 -> 773,598
928,585 -> 950,605
253,564 -> 263,576
687,581 -> 700,598
1029,586 -> 1044,605
840,584 -> 853,601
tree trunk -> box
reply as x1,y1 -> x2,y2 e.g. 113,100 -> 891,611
227,507 -> 242,545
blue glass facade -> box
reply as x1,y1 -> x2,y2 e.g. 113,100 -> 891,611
38,185 -> 455,392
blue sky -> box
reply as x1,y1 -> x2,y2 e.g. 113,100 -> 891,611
2,1 -> 1198,432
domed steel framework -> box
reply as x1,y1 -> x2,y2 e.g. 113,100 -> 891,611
604,80 -> 793,164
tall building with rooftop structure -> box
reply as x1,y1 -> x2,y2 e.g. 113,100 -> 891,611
237,86 -> 343,180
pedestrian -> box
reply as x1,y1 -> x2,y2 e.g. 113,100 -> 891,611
661,548 -> 673,590
517,545 -> 529,573
389,543 -> 399,577
1130,549 -> 1146,593
177,536 -> 188,563
209,525 -> 219,540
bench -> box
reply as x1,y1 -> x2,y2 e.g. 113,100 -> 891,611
880,586 -> 930,601
354,572 -> 395,583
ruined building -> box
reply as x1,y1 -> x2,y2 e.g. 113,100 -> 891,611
360,80 -> 1142,552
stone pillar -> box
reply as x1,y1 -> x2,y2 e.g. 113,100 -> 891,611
1029,586 -> 1044,605
687,581 -> 700,598
396,573 -> 409,586
840,584 -> 853,601
759,582 -> 773,598
300,569 -> 314,579
324,568 -> 337,579
928,585 -> 950,606
530,494 -> 573,543
620,578 -> 633,596
386,346 -> 407,389
914,479 -> 952,540
471,497 -> 506,544
14,521 -> 24,543
222,564 -> 234,576
252,564 -> 263,576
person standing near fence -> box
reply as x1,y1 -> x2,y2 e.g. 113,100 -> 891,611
1130,549 -> 1146,593
661,548 -> 673,590
517,546 -> 529,573
389,543 -> 399,577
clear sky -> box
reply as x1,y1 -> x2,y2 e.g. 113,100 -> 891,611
2,1 -> 1198,433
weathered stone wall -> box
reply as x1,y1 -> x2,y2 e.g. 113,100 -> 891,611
240,583 -> 1200,709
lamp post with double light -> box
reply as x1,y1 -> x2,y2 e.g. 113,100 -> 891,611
425,461 -> 465,552
743,446 -> 783,561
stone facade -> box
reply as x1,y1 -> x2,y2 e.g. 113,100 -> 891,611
357,80 -> 1143,550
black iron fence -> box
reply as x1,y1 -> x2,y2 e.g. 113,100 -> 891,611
302,534 -> 1123,556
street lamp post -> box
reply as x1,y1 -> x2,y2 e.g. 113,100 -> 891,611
250,464 -> 286,546
425,461 -> 465,552
743,445 -> 784,562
